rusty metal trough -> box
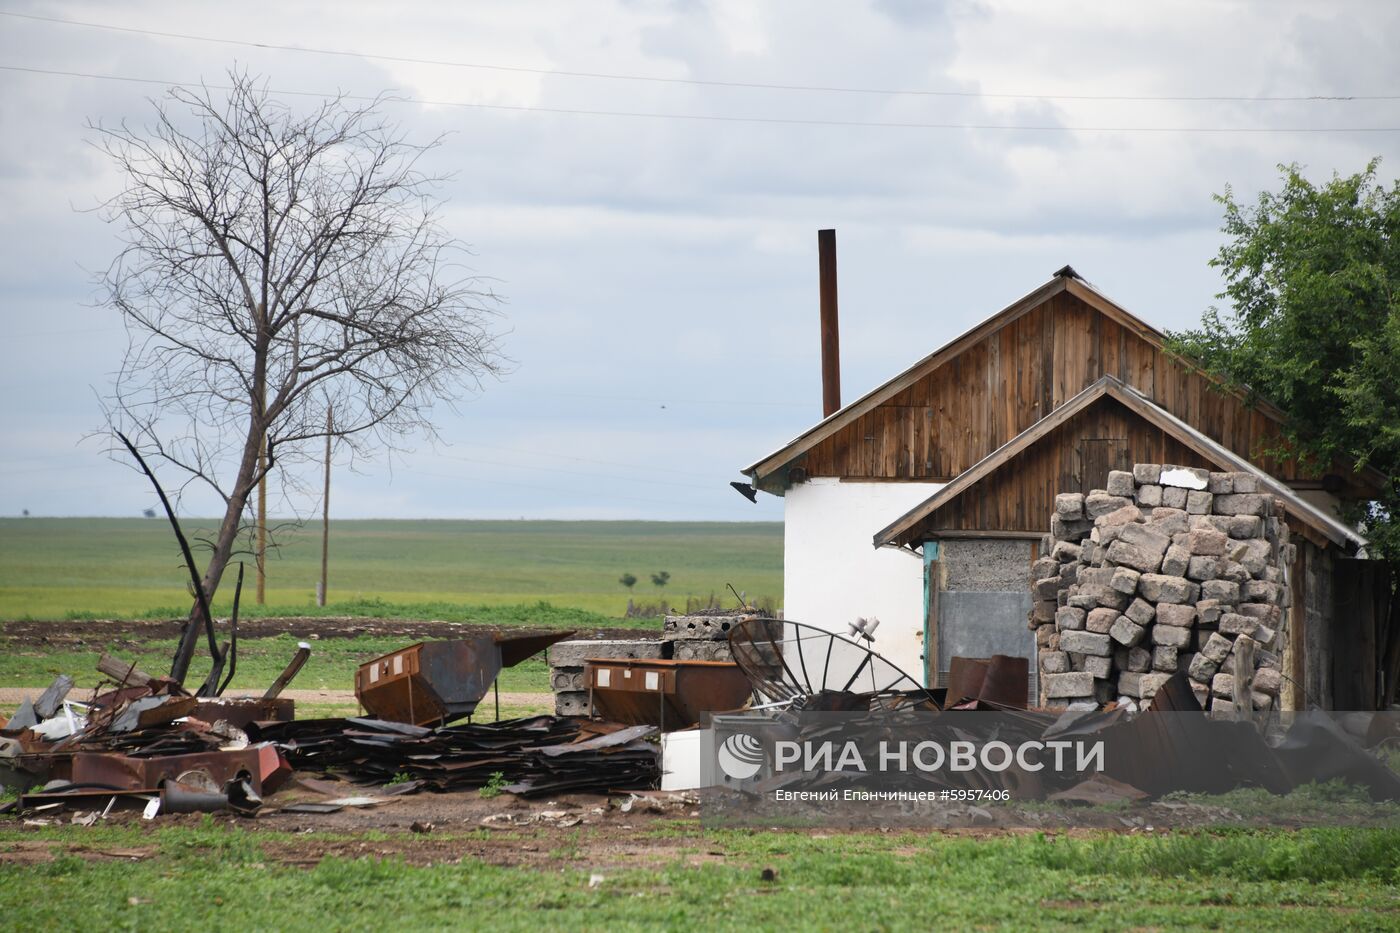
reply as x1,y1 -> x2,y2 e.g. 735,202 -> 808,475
584,658 -> 753,730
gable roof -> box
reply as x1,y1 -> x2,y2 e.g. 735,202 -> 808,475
872,375 -> 1367,553
743,268 -> 1294,484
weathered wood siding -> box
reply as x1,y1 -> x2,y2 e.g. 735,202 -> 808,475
930,396 -> 1214,533
799,291 -> 1299,484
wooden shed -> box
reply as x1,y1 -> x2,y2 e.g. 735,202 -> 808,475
743,266 -> 1389,709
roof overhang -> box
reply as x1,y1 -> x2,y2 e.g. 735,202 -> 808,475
873,375 -> 1368,554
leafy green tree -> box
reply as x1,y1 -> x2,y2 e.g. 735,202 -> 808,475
651,570 -> 671,589
618,573 -> 637,591
1168,160 -> 1400,562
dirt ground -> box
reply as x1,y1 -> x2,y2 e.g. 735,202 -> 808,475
3,776 -> 1173,872
1,616 -> 644,644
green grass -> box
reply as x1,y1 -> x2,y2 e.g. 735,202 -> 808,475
0,518 -> 783,620
0,631 -> 553,695
2,823 -> 1398,930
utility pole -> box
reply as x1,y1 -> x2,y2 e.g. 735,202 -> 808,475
318,407 -> 332,607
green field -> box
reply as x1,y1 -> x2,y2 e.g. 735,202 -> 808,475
3,822 -> 1399,930
0,518 -> 783,620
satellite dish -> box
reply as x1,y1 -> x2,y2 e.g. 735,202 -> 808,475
726,617 -> 936,710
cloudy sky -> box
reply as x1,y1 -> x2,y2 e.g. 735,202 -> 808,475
2,0 -> 1398,522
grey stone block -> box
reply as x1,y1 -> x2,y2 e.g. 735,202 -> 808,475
1109,615 -> 1145,647
1055,492 -> 1086,520
1151,625 -> 1192,648
548,639 -> 666,668
663,613 -> 751,641
1186,490 -> 1214,515
1104,540 -> 1162,574
1152,645 -> 1179,672
550,668 -> 587,691
1161,544 -> 1191,576
1136,483 -> 1164,507
1186,556 -> 1219,581
1125,597 -> 1156,626
1208,472 -> 1234,494
1106,470 -> 1135,497
1044,672 -> 1096,698
1196,600 -> 1226,626
1202,579 -> 1241,604
1119,521 -> 1170,555
1139,573 -> 1193,604
1228,515 -> 1264,539
1219,613 -> 1260,637
1127,646 -> 1153,672
1040,650 -> 1069,674
1200,632 -> 1233,663
672,639 -> 734,662
1148,508 -> 1190,537
1110,566 -> 1141,595
1188,653 -> 1219,683
1086,493 -> 1133,519
1155,603 -> 1196,627
554,691 -> 591,717
1060,630 -> 1112,656
1133,463 -> 1163,485
1162,485 -> 1188,510
1086,607 -> 1119,634
1055,606 -> 1086,631
1231,472 -> 1259,493
1188,528 -> 1228,556
1082,655 -> 1113,680
1214,493 -> 1269,517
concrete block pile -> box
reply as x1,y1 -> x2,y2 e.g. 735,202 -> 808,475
1030,464 -> 1293,712
663,611 -> 753,662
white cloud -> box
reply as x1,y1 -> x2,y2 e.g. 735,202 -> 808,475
2,0 -> 1398,520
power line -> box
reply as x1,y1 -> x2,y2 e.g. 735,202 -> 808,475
3,9 -> 1395,104
6,63 -> 1400,134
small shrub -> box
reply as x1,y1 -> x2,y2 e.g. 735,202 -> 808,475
479,771 -> 508,798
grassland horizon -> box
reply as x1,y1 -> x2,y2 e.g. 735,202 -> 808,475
0,517 -> 783,621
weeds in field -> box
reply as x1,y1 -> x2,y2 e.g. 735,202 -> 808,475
478,772 -> 508,799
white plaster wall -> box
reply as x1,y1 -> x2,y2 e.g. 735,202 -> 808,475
783,478 -> 944,684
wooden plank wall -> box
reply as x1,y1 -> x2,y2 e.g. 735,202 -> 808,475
799,291 -> 1300,483
931,397 -> 1214,533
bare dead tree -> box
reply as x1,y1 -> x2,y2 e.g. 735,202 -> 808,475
94,71 -> 505,624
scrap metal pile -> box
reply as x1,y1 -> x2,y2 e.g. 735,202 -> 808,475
722,617 -> 1400,804
251,716 -> 659,797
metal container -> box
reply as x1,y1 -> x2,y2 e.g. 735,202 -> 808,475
583,658 -> 753,730
355,632 -> 570,727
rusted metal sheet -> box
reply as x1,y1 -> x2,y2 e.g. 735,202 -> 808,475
945,657 -> 989,705
70,744 -> 289,795
356,632 -> 572,726
584,659 -> 752,730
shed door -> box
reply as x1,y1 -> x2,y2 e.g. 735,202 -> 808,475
1079,437 -> 1130,494
929,538 -> 1037,704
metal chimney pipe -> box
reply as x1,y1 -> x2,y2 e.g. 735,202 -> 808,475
818,228 -> 841,418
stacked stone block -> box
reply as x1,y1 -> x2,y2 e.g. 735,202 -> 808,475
1030,464 -> 1293,712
